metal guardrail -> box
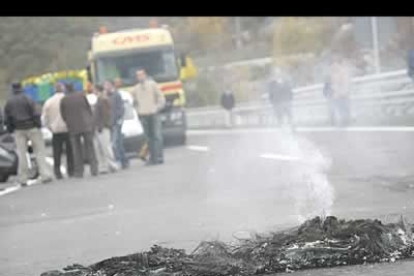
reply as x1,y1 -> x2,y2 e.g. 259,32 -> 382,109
186,69 -> 414,128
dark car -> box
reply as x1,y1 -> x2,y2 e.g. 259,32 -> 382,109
0,132 -> 39,183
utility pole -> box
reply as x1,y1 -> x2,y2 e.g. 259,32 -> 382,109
371,17 -> 381,74
234,17 -> 243,49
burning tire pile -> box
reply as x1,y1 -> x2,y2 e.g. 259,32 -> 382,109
40,216 -> 414,276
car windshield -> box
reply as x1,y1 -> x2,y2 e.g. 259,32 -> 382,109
96,48 -> 178,86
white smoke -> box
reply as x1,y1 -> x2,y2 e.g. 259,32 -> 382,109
279,130 -> 334,223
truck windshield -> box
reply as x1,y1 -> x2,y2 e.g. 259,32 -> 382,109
96,48 -> 178,86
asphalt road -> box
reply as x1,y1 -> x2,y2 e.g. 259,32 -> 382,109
1,127 -> 414,276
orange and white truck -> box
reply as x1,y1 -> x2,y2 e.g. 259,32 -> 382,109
87,26 -> 192,145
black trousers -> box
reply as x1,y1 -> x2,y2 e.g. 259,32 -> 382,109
52,132 -> 74,178
70,132 -> 98,177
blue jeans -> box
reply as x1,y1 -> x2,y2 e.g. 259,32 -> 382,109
140,114 -> 164,164
329,97 -> 351,127
111,123 -> 129,168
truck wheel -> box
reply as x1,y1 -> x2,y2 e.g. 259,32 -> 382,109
177,134 -> 187,145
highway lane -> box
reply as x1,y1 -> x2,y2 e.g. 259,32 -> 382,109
1,128 -> 414,275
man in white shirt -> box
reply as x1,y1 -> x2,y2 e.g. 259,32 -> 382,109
42,83 -> 74,179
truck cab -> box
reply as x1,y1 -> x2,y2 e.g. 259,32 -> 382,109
87,27 -> 187,145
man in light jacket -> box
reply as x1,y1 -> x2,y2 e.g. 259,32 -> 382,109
330,58 -> 352,127
132,68 -> 166,165
42,82 -> 74,179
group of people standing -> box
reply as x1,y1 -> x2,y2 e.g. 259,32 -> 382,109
43,79 -> 128,180
220,57 -> 353,130
4,68 -> 166,186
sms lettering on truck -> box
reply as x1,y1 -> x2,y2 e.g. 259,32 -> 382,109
113,34 -> 151,45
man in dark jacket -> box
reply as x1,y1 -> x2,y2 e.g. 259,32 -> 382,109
4,82 -> 53,185
60,83 -> 98,177
104,80 -> 129,169
220,90 -> 235,128
268,76 -> 294,128
323,77 -> 336,126
407,49 -> 414,82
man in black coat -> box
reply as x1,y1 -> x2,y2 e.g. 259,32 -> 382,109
4,82 -> 53,185
407,49 -> 414,83
60,83 -> 98,178
267,77 -> 294,129
221,90 -> 235,128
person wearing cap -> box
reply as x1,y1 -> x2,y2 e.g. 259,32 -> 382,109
4,82 -> 53,186
42,82 -> 74,179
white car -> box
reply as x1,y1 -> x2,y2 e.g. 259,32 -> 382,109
119,90 -> 146,157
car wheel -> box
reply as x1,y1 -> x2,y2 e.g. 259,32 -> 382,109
177,134 -> 186,145
0,174 -> 9,183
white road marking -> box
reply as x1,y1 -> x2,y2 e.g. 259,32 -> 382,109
0,186 -> 21,196
188,126 -> 414,136
0,173 -> 44,198
187,145 -> 210,152
0,178 -> 41,197
260,153 -> 302,162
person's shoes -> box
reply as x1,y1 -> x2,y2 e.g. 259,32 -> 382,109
146,160 -> 163,166
145,161 -> 156,166
42,178 -> 53,184
139,155 -> 148,162
20,182 -> 28,187
55,174 -> 63,180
